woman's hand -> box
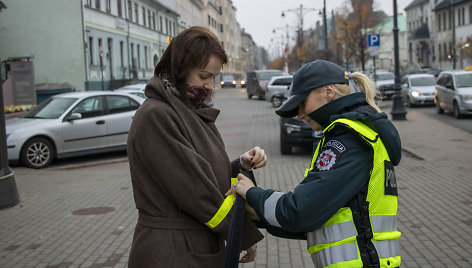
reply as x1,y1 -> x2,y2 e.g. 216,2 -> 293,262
226,173 -> 255,199
239,243 -> 257,263
240,146 -> 267,170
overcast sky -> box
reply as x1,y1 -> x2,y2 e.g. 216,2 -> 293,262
233,0 -> 412,52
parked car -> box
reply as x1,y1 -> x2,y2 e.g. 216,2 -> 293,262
400,74 -> 436,107
434,70 -> 472,118
246,70 -> 283,100
220,75 -> 236,88
265,75 -> 293,107
6,91 -> 145,169
115,83 -> 147,91
280,117 -> 323,155
114,88 -> 147,99
372,71 -> 396,99
240,76 -> 246,88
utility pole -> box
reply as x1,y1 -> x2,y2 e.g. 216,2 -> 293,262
323,0 -> 328,60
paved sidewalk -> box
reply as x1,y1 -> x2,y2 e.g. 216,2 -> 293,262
0,88 -> 471,267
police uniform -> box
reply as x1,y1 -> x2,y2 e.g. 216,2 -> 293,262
246,60 -> 402,267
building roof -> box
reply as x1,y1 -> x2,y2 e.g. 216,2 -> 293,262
433,0 -> 468,11
404,0 -> 429,11
372,13 -> 407,34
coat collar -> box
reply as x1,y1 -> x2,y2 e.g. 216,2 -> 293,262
308,92 -> 368,128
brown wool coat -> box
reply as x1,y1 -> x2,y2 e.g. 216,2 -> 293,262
127,76 -> 264,268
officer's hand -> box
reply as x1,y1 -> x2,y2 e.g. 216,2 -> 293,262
240,146 -> 267,170
239,243 -> 257,263
226,174 -> 255,199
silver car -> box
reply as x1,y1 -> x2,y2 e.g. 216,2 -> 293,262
401,74 -> 436,107
435,70 -> 472,118
6,91 -> 145,168
265,75 -> 293,107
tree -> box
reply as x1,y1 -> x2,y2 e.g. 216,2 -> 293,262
459,36 -> 472,63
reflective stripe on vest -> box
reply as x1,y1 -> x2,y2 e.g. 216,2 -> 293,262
205,177 -> 238,229
306,118 -> 401,267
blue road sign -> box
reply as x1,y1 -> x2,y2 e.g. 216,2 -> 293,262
368,34 -> 380,47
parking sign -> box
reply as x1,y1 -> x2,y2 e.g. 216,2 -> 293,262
368,34 -> 380,47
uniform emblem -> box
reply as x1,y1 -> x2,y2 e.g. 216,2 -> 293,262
315,149 -> 337,171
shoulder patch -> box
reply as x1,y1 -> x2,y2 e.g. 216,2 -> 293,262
313,139 -> 346,172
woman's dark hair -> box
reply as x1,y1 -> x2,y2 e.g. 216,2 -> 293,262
154,26 -> 227,100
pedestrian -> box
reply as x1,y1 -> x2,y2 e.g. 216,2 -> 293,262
127,26 -> 266,268
228,60 -> 402,267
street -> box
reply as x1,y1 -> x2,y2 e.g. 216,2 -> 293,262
0,87 -> 471,268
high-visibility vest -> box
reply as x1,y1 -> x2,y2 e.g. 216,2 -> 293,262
306,118 -> 401,268
205,178 -> 239,229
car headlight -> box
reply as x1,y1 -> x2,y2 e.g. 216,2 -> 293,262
411,91 -> 420,97
232,81 -> 236,84
241,81 -> 245,85
460,95 -> 472,101
220,81 -> 224,85
284,123 -> 302,134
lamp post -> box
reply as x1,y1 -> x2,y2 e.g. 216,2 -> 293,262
323,0 -> 328,60
390,0 -> 407,120
273,24 -> 297,73
0,60 -> 20,210
281,4 -> 321,51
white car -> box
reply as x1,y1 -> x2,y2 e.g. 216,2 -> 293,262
400,74 -> 436,107
6,91 -> 145,168
372,71 -> 396,98
114,88 -> 146,99
265,75 -> 293,107
115,83 -> 147,91
435,70 -> 472,118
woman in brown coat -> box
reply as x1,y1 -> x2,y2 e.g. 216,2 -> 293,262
127,26 -> 266,268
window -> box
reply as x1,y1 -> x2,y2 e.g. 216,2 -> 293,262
461,7 -> 465,25
437,14 -> 441,31
448,9 -> 452,29
165,18 -> 168,34
438,44 -> 441,61
89,37 -> 94,65
71,97 -> 104,119
147,10 -> 151,28
443,12 -> 446,30
470,5 -> 472,23
142,7 -> 146,26
134,3 -> 138,23
144,46 -> 148,69
98,38 -> 103,60
152,12 -> 156,30
159,16 -> 163,32
106,0 -> 110,12
128,0 -> 132,21
220,23 -> 223,33
117,0 -> 122,17
131,43 -> 135,67
106,96 -> 139,114
137,44 -> 141,68
120,41 -> 124,67
86,0 -> 92,6
458,8 -> 461,26
208,15 -> 210,25
95,0 -> 101,9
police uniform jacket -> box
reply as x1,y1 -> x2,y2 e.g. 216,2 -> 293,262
247,92 -> 402,238
127,76 -> 263,268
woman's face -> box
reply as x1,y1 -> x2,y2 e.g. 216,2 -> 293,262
186,55 -> 222,91
297,85 -> 337,131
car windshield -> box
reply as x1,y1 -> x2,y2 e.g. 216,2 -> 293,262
375,73 -> 395,80
410,76 -> 436,86
257,71 -> 283,80
455,73 -> 472,88
23,97 -> 77,119
223,76 -> 234,80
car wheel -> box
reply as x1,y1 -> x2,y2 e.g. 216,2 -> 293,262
453,101 -> 463,119
20,137 -> 54,169
435,98 -> 444,114
247,94 -> 252,99
271,96 -> 283,108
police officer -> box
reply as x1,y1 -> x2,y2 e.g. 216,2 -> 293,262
228,60 -> 402,267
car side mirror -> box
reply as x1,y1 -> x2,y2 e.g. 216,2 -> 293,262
67,113 -> 82,121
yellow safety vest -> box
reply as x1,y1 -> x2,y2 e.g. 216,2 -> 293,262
306,118 -> 401,268
205,177 -> 238,229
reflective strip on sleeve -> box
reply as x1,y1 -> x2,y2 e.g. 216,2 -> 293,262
263,191 -> 284,227
308,221 -> 357,246
371,215 -> 397,233
204,178 -> 238,229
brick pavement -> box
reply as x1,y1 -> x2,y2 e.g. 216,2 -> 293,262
0,87 -> 471,267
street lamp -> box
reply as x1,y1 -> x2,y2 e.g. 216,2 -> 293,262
390,0 -> 407,120
281,4 -> 321,51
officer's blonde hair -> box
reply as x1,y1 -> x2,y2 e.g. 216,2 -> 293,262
333,72 -> 382,113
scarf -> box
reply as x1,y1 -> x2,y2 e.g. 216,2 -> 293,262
158,73 -> 212,108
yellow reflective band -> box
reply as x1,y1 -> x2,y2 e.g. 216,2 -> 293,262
205,178 -> 238,229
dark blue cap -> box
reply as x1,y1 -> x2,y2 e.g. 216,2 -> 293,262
275,60 -> 349,118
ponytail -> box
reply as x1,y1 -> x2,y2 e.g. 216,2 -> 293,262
333,72 -> 382,113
